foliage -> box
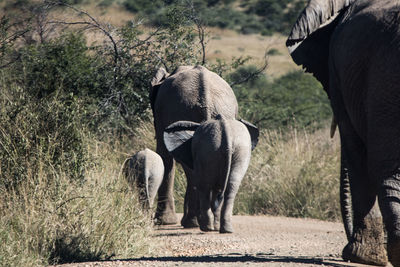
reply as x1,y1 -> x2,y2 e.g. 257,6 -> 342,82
230,67 -> 332,130
0,82 -> 87,190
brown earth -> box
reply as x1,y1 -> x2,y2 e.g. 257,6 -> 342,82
54,214 -> 388,267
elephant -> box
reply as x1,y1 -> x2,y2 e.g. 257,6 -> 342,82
123,148 -> 164,209
163,115 -> 259,233
150,65 -> 238,227
286,0 -> 400,266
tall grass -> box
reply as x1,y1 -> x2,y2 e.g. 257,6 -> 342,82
235,124 -> 341,221
0,87 -> 155,266
0,137 -> 155,266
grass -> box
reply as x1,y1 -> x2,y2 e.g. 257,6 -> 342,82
0,111 -> 341,266
235,123 -> 341,221
0,133 -> 156,266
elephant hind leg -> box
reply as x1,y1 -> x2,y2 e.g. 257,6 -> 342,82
339,118 -> 387,266
378,169 -> 400,267
342,204 -> 387,266
198,189 -> 214,232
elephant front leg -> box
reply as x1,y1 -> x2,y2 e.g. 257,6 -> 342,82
198,188 -> 214,232
180,166 -> 199,228
378,168 -> 400,267
154,150 -> 178,225
212,197 -> 223,231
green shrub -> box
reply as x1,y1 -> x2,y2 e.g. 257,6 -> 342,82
123,0 -> 164,14
15,33 -> 97,99
231,68 -> 332,130
0,83 -> 87,190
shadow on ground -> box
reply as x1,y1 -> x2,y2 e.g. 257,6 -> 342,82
111,253 -> 351,266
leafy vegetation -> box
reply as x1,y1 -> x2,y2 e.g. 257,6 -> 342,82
229,66 -> 332,130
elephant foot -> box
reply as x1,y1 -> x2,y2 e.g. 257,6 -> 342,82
199,224 -> 214,232
154,211 -> 178,225
213,221 -> 220,231
219,222 -> 233,234
342,218 -> 387,266
342,241 -> 387,266
388,233 -> 400,267
181,216 -> 199,228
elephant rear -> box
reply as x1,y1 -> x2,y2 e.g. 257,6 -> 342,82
123,149 -> 164,209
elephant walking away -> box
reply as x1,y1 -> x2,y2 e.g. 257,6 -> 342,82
163,115 -> 259,233
287,0 -> 400,266
150,65 -> 238,227
123,148 -> 164,209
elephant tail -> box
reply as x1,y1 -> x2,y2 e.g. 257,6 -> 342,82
211,115 -> 232,212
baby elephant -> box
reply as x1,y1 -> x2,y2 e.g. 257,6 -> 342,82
164,115 -> 259,233
123,148 -> 164,209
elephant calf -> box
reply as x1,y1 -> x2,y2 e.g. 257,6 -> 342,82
164,115 -> 259,233
123,148 -> 164,209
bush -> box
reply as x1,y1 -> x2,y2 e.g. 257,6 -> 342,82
0,83 -> 87,190
230,68 -> 332,130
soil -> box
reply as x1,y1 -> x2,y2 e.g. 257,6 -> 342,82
54,214 -> 389,267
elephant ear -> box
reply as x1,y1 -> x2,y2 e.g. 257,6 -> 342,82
163,121 -> 200,169
239,119 -> 259,151
286,0 -> 355,90
150,67 -> 169,112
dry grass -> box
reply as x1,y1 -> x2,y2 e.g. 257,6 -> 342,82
0,132 -> 156,266
235,123 -> 341,221
206,29 -> 300,78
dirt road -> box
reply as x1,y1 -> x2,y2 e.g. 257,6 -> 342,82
57,214 -> 381,267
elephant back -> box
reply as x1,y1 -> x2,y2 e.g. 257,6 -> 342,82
153,66 -> 238,132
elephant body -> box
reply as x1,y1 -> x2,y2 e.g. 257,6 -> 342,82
163,116 -> 259,233
287,0 -> 400,266
150,65 -> 238,227
123,148 -> 164,209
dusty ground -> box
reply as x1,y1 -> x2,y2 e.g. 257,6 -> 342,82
55,214 -> 387,267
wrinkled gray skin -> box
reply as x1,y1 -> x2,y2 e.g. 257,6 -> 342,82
150,66 -> 238,227
287,0 -> 400,266
123,148 -> 164,209
163,116 -> 259,233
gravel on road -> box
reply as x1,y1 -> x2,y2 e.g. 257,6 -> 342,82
54,214 -> 386,267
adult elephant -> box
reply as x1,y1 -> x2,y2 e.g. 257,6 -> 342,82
286,0 -> 400,266
150,65 -> 238,227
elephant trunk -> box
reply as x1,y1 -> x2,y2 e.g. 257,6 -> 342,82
340,156 -> 353,241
